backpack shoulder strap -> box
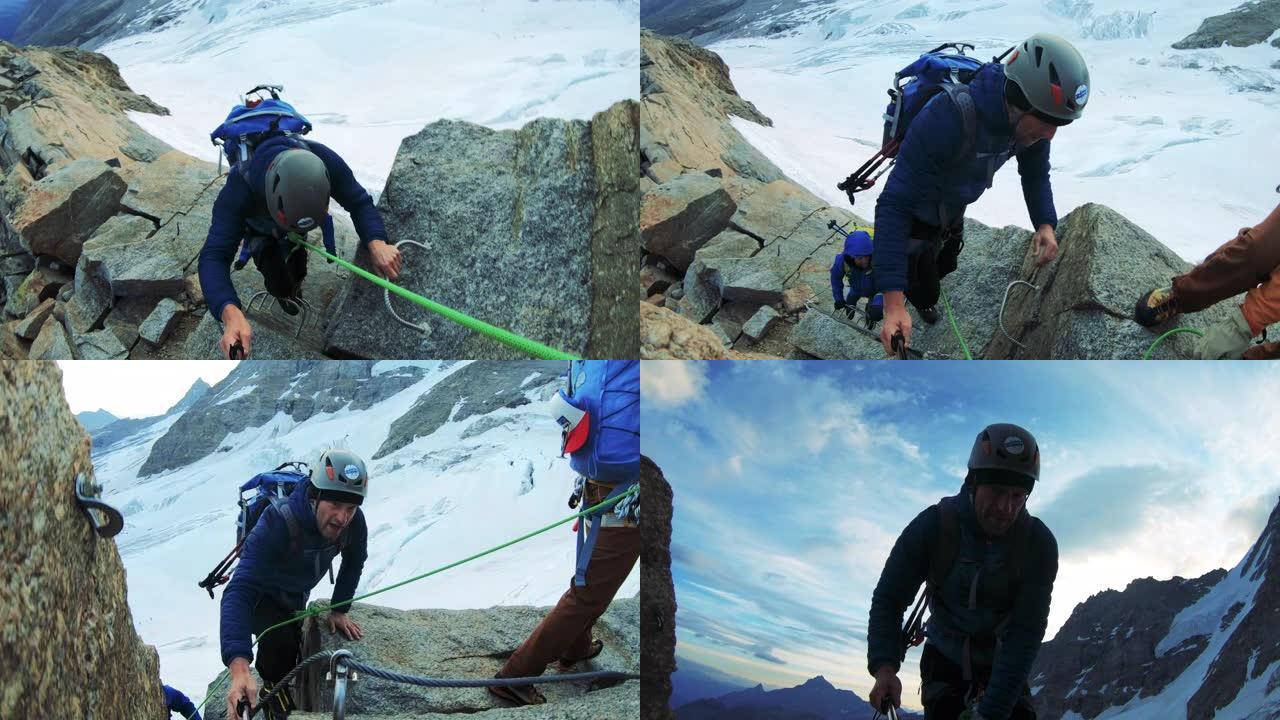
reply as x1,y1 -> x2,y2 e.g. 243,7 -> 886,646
939,82 -> 979,166
269,496 -> 302,555
928,499 -> 961,590
1006,512 -> 1033,586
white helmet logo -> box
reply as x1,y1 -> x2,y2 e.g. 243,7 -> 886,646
296,216 -> 316,231
1003,436 -> 1026,455
1074,85 -> 1089,106
342,463 -> 361,481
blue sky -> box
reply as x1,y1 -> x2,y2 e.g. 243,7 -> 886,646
642,361 -> 1280,705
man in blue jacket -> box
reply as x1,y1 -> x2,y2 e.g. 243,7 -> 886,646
867,423 -> 1057,720
830,229 -> 884,329
874,34 -> 1090,355
164,683 -> 200,719
198,137 -> 404,359
221,449 -> 370,720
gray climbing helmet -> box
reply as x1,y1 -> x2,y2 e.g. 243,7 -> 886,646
1004,32 -> 1090,124
264,147 -> 331,233
965,423 -> 1039,492
310,449 -> 368,505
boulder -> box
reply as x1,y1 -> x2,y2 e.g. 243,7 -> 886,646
28,313 -> 74,358
640,302 -> 731,359
640,457 -> 676,720
641,172 -> 736,270
138,297 -> 182,345
11,158 -> 127,264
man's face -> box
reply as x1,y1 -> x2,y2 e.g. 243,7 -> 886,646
315,499 -> 358,541
852,255 -> 872,270
973,483 -> 1028,537
1012,112 -> 1060,147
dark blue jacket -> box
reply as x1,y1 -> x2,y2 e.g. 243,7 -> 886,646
867,492 -> 1057,720
872,63 -> 1058,293
219,481 -> 368,666
198,137 -> 389,321
163,684 -> 200,719
829,255 -> 883,308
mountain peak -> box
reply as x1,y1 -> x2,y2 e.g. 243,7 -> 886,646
801,675 -> 833,689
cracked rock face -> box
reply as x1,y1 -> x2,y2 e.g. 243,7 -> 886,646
638,31 -> 1243,359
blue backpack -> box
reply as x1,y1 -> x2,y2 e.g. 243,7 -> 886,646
209,84 -> 313,182
838,43 -> 990,205
564,360 -> 639,586
199,461 -> 314,598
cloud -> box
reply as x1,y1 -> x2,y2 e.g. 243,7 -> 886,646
1038,464 -> 1203,557
641,361 -> 707,407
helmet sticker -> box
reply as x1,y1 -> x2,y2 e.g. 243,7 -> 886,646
296,216 -> 316,230
342,463 -> 361,481
1074,84 -> 1089,105
1003,435 -> 1026,456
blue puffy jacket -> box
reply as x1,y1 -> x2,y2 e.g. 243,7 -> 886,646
163,684 -> 200,719
872,63 -> 1058,294
198,137 -> 390,321
867,491 -> 1057,720
219,481 -> 368,666
830,231 -> 883,307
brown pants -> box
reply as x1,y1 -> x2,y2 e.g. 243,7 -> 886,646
1171,205 -> 1280,359
501,507 -> 640,678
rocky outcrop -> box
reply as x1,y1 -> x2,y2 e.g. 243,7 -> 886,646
373,361 -> 560,459
642,456 -> 677,720
138,361 -> 432,477
202,597 -> 640,719
13,0 -> 186,48
1173,0 -> 1280,49
1032,498 -> 1280,720
639,31 -> 1246,360
325,101 -> 640,360
0,360 -> 165,718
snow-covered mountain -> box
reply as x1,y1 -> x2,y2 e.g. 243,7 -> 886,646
1031,496 -> 1280,720
642,0 -> 1279,265
17,0 -> 640,197
86,360 -> 638,711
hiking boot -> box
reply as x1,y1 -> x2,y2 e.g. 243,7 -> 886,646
557,638 -> 604,671
488,674 -> 547,706
918,306 -> 940,324
275,295 -> 301,316
257,684 -> 294,719
1134,287 -> 1179,327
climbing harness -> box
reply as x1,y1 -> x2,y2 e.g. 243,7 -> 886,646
290,236 -> 579,360
74,473 -> 124,539
382,239 -> 434,335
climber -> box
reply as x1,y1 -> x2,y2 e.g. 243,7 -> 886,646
221,449 -> 370,720
198,135 -> 403,360
867,423 -> 1057,720
872,34 -> 1089,356
1134,197 -> 1280,359
490,361 -> 640,706
830,228 -> 885,329
164,683 -> 201,720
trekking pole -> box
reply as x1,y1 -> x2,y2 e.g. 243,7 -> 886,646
235,698 -> 251,720
827,219 -> 850,236
873,698 -> 900,720
198,541 -> 243,598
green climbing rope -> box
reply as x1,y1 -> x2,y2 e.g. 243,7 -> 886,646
291,237 -> 579,361
938,286 -> 973,360
1142,327 -> 1205,360
186,485 -> 638,719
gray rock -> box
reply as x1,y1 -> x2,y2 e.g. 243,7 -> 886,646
13,297 -> 54,340
708,321 -> 732,346
137,297 -> 181,345
641,172 -> 737,270
787,310 -> 886,360
585,100 -> 641,359
200,598 -> 639,719
326,113 -> 604,359
102,295 -> 161,349
4,261 -> 72,318
640,457 -> 675,719
11,159 -> 127,264
0,252 -> 35,277
692,228 -> 759,263
702,255 -> 789,304
675,260 -> 721,323
741,305 -> 779,340
74,328 -> 129,359
987,203 -> 1237,359
1173,0 -> 1280,49
79,214 -> 186,298
640,255 -> 680,296
459,414 -> 522,440
29,317 -> 75,359
65,261 -> 114,335
374,361 -> 560,458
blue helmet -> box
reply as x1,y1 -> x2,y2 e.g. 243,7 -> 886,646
843,230 -> 873,259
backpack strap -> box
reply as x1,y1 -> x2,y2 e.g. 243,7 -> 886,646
938,82 -> 979,167
270,496 -> 302,555
574,480 -> 636,587
928,500 -> 961,591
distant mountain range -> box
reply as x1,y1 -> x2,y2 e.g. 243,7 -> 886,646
674,674 -> 922,720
